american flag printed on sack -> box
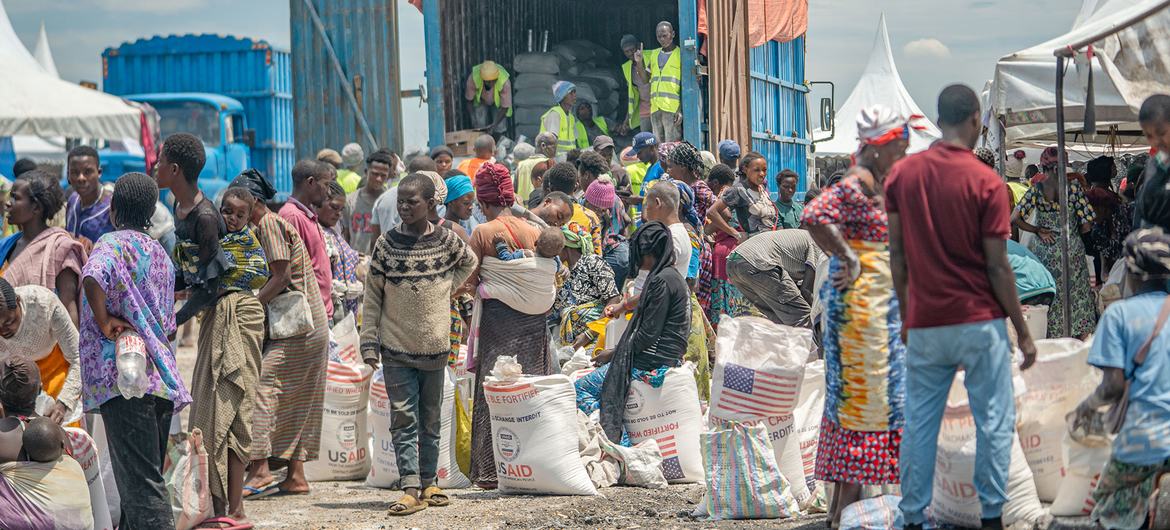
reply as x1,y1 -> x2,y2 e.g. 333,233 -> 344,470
714,363 -> 799,419
655,434 -> 684,480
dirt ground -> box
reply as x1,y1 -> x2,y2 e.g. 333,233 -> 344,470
172,327 -> 826,529
243,482 -> 828,529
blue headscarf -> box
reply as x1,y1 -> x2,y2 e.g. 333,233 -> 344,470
673,179 -> 702,229
444,175 -> 474,204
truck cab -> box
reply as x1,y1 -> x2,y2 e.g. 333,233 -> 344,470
100,93 -> 254,202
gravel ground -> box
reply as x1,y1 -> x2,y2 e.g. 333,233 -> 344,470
173,326 -> 825,529
173,324 -> 1096,530
242,482 -> 828,529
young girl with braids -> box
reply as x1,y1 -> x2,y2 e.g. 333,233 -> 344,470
80,172 -> 191,529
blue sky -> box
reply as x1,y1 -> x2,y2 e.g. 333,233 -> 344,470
6,0 -> 1081,151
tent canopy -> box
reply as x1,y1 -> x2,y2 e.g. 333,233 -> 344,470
990,0 -> 1170,148
32,21 -> 57,78
0,1 -> 141,140
813,14 -> 941,156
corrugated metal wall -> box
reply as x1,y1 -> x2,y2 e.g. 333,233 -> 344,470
706,0 -> 750,153
438,0 -> 677,133
102,34 -> 295,190
290,0 -> 403,160
749,37 -> 809,194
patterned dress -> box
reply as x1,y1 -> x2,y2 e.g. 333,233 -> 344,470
556,253 -> 620,346
1014,185 -> 1098,338
252,212 -> 330,462
801,176 -> 905,485
323,227 -> 361,319
79,230 -> 191,413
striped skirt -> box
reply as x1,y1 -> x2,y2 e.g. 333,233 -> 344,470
251,300 -> 330,462
190,292 -> 265,500
815,240 -> 905,485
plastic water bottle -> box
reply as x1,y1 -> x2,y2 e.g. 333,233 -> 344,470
116,330 -> 150,399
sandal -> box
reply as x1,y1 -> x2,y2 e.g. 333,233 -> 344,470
242,481 -> 277,498
422,485 -> 450,507
197,517 -> 253,530
388,494 -> 427,516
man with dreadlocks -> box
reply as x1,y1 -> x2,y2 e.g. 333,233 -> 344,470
81,172 -> 190,529
1072,228 -> 1170,530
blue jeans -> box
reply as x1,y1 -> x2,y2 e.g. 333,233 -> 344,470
381,362 -> 445,490
899,319 -> 1016,525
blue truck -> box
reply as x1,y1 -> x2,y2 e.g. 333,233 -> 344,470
101,34 -> 295,197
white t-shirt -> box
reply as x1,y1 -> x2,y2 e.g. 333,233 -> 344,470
669,222 -> 692,280
369,186 -> 400,231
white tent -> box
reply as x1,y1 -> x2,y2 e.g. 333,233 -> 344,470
12,21 -> 66,163
990,0 -> 1170,148
813,14 -> 941,156
0,1 -> 140,140
31,21 -> 56,78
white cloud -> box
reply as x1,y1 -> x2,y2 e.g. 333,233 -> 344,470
903,38 -> 952,59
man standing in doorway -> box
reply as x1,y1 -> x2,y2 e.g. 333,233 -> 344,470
885,84 -> 1036,530
618,34 -> 652,136
541,81 -> 580,160
649,21 -> 682,142
465,60 -> 512,136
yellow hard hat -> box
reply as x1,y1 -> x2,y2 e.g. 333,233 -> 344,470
480,60 -> 500,81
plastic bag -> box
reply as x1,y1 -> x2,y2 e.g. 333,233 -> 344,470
65,428 -> 114,530
163,429 -> 213,530
625,363 -> 705,484
699,421 -> 800,520
839,495 -> 904,530
710,316 -> 810,422
115,330 -> 149,399
455,385 -> 472,476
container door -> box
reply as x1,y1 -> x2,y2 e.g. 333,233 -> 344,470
749,38 -> 810,196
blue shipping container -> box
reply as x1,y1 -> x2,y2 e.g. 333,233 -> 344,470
103,34 -> 295,191
750,38 -> 810,196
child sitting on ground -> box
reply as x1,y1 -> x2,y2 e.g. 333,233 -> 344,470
218,186 -> 270,292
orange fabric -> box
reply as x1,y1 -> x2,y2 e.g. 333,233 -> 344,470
36,344 -> 69,399
458,158 -> 490,185
698,0 -> 808,48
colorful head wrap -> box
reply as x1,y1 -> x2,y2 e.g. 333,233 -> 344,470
672,179 -> 702,228
855,104 -> 924,157
420,171 -> 447,204
474,162 -> 515,207
444,175 -> 474,204
1040,146 -> 1063,171
657,141 -> 679,162
230,168 -> 277,201
562,221 -> 594,256
1125,227 -> 1170,280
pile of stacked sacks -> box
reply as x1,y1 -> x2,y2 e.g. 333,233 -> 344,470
512,40 -> 625,141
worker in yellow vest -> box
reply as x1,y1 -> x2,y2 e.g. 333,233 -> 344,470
574,102 -> 612,149
649,21 -> 682,142
540,81 -> 580,160
465,60 -> 512,135
618,34 -> 653,136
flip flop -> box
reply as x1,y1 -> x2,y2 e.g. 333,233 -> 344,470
388,494 -> 427,516
249,484 -> 309,499
197,517 -> 254,530
242,481 -> 277,498
422,485 -> 450,507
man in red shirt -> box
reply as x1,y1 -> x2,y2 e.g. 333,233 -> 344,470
280,160 -> 334,319
885,84 -> 1037,530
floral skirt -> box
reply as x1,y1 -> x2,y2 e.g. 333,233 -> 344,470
1091,456 -> 1170,530
707,278 -> 757,328
813,417 -> 901,485
559,300 -> 606,347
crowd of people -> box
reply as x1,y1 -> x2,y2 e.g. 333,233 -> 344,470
1,75 -> 1169,530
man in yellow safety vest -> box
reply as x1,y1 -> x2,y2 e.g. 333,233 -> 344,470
465,60 -> 512,135
540,81 -> 580,160
649,21 -> 682,142
574,102 -> 612,149
618,34 -> 653,136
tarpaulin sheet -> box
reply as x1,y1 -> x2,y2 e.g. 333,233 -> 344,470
699,0 -> 808,48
